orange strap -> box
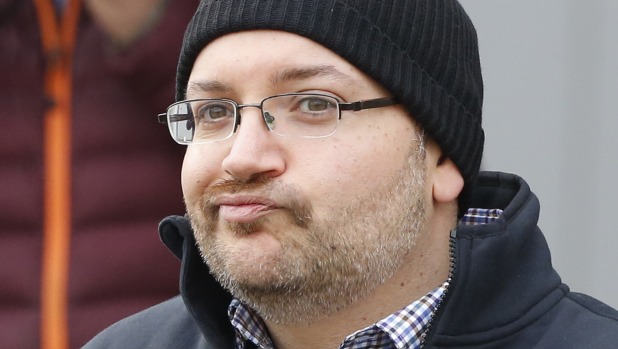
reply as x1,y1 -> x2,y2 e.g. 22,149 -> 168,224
34,0 -> 82,348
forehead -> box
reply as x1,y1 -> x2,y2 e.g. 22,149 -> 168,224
186,30 -> 389,97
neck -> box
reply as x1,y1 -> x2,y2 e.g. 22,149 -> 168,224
265,212 -> 455,349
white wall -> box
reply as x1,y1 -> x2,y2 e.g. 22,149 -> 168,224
460,0 -> 618,309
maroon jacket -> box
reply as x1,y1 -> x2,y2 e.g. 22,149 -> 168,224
0,0 -> 197,347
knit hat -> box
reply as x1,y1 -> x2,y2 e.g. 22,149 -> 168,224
176,0 -> 484,211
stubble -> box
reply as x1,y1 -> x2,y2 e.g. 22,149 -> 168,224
187,139 -> 427,324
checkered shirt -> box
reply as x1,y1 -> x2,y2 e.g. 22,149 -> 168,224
460,208 -> 503,226
228,208 -> 502,349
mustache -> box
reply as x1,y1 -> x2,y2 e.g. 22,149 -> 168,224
200,177 -> 313,228
203,176 -> 273,197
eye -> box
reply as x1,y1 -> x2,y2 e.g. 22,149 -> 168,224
195,101 -> 235,122
298,96 -> 336,113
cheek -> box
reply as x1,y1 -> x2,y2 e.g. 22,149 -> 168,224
296,131 -> 410,204
341,124 -> 412,172
181,147 -> 222,204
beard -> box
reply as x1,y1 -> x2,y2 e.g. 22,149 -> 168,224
187,140 -> 427,324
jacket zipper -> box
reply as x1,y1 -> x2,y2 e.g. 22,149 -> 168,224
419,229 -> 458,348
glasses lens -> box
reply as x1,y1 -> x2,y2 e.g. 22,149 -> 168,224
167,100 -> 236,144
262,94 -> 339,137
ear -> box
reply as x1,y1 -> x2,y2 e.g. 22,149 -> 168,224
432,156 -> 464,203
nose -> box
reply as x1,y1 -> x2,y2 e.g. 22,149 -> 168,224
221,108 -> 285,182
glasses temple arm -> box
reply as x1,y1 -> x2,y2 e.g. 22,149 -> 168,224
339,97 -> 399,111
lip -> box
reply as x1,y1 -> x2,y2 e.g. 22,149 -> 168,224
215,195 -> 280,224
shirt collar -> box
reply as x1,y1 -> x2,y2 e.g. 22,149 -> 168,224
228,284 -> 447,349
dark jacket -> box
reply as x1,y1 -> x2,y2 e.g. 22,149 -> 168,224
84,172 -> 618,348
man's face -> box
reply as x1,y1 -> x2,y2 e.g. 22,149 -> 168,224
182,30 -> 432,324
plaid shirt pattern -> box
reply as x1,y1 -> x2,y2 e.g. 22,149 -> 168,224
460,208 -> 503,226
229,208 -> 502,349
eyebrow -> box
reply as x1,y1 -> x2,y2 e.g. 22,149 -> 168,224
186,64 -> 361,98
270,64 -> 361,87
186,80 -> 232,97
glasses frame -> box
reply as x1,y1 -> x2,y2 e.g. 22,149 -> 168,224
158,93 -> 399,145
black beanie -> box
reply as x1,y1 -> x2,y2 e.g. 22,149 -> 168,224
176,0 -> 484,212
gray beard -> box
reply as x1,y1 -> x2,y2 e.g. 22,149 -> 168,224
187,141 -> 427,324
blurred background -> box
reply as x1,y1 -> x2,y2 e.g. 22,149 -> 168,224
1,1 -> 197,348
460,0 -> 618,308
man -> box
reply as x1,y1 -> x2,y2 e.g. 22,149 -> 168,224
85,0 -> 618,348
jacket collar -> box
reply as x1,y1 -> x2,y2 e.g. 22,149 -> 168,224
159,215 -> 235,348
427,171 -> 563,346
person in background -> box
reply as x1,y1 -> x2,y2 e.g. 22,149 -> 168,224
85,0 -> 618,348
0,0 -> 198,347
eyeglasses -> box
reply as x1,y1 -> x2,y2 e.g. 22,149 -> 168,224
158,93 -> 398,145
